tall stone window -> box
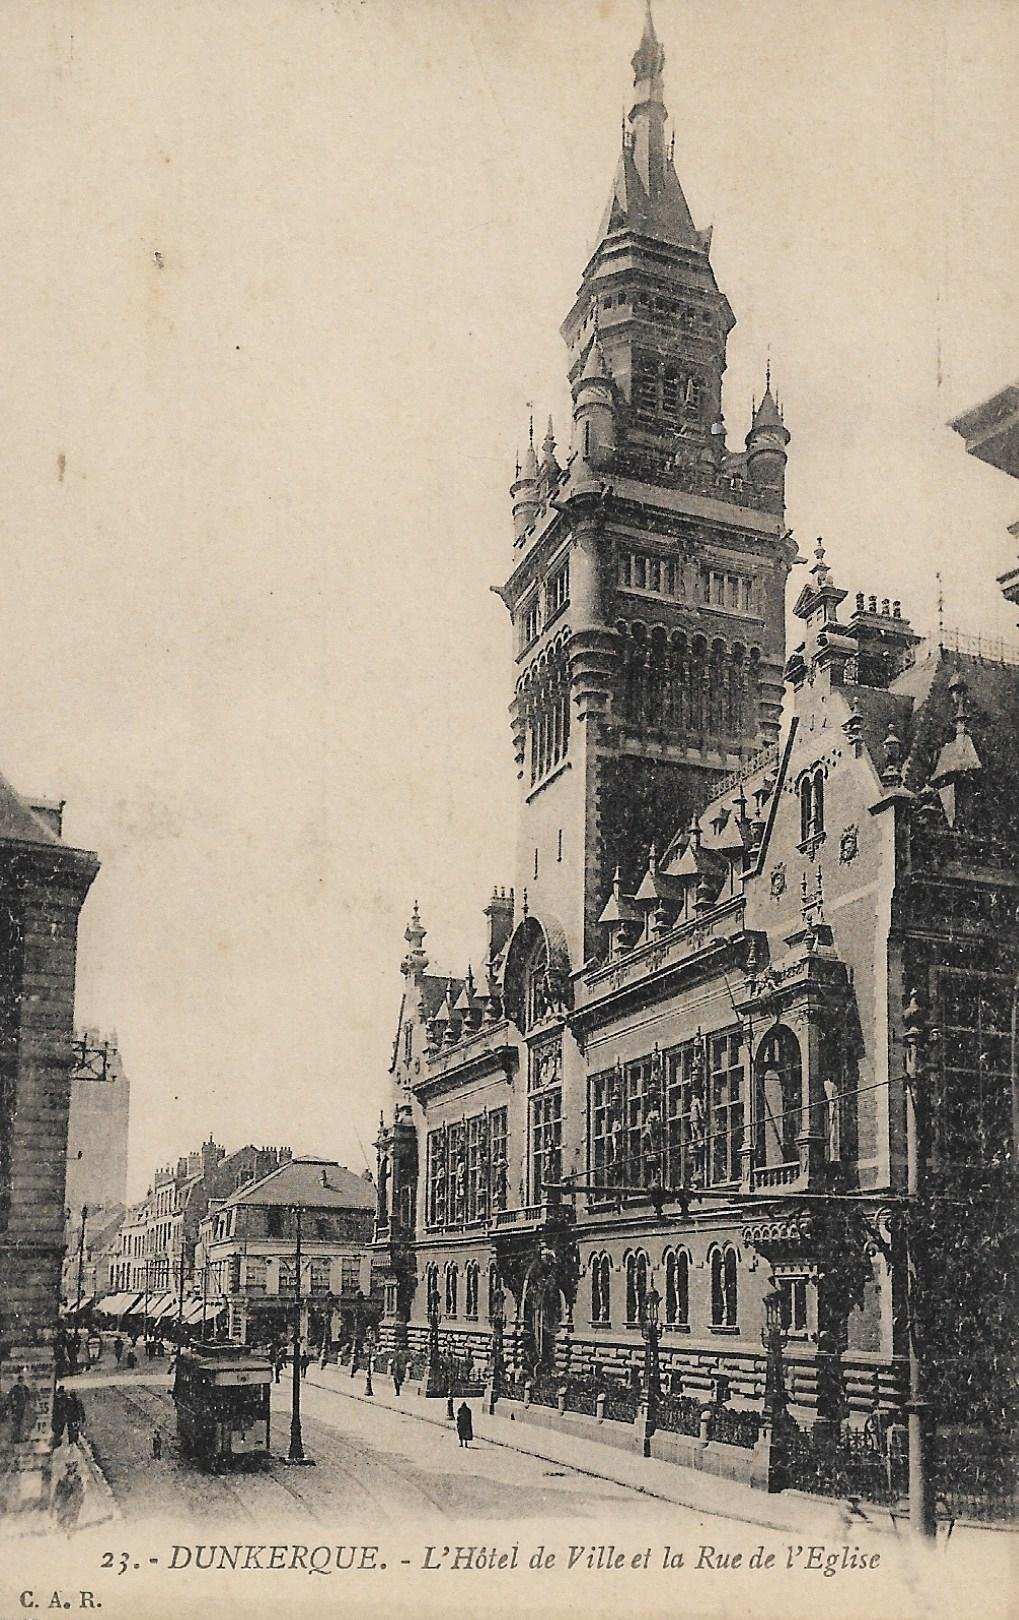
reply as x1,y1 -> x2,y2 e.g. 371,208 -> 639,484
937,970 -> 1013,1170
465,1262 -> 479,1320
529,1039 -> 562,1203
444,1262 -> 458,1317
489,1108 -> 508,1212
708,1032 -> 744,1185
754,1026 -> 802,1168
590,1252 -> 611,1324
625,1250 -> 650,1325
664,1248 -> 689,1326
710,1246 -> 738,1328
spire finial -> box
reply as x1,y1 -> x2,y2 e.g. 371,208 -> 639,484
765,351 -> 772,393
936,572 -> 945,641
527,407 -> 534,448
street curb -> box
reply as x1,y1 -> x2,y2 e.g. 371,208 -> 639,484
74,1434 -> 122,1525
303,1372 -> 851,1537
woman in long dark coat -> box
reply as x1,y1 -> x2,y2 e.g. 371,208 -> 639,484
456,1402 -> 473,1448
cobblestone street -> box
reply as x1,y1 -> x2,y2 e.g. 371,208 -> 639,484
78,1368 -> 680,1528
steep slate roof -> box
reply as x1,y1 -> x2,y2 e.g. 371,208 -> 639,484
900,649 -> 1019,837
220,1155 -> 374,1211
0,767 -> 61,847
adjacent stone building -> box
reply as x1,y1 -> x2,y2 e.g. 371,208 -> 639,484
372,9 -> 1019,1447
0,783 -> 98,1513
106,1140 -> 292,1329
197,1156 -> 376,1348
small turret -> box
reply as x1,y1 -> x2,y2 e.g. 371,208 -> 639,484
400,900 -> 429,980
510,418 -> 540,539
572,333 -> 616,468
745,365 -> 790,493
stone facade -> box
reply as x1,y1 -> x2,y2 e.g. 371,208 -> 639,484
197,1156 -> 377,1349
0,784 -> 98,1514
372,8 -> 1019,1445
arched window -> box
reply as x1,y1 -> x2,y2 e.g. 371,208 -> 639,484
664,1249 -> 689,1326
755,1025 -> 803,1168
710,1246 -> 738,1328
625,1251 -> 649,1325
444,1262 -> 458,1317
591,1253 -> 611,1325
487,1265 -> 501,1321
426,1263 -> 440,1315
799,766 -> 825,844
465,1262 -> 479,1320
799,775 -> 813,843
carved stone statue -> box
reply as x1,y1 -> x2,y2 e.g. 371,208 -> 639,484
608,1116 -> 624,1184
377,1152 -> 390,1220
642,1099 -> 664,1183
688,1085 -> 707,1186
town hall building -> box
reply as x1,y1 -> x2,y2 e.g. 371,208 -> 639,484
371,7 -> 1018,1450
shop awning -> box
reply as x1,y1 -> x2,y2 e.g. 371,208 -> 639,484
61,1295 -> 95,1319
182,1297 -> 227,1325
143,1293 -> 176,1321
96,1291 -> 143,1316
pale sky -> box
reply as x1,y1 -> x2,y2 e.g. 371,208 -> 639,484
0,0 -> 1015,1199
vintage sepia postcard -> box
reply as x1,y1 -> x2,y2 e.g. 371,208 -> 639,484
0,3 -> 1016,1618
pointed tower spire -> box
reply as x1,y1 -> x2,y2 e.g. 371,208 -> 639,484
629,1 -> 668,201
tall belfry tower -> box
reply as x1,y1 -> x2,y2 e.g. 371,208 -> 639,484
502,4 -> 795,972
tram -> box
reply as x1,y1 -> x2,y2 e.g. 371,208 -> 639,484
172,1343 -> 272,1470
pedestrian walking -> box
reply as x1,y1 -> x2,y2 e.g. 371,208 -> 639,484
392,1362 -> 403,1397
152,1429 -> 163,1460
65,1390 -> 85,1445
53,1461 -> 84,1535
274,1349 -> 285,1384
300,1350 -> 310,1379
52,1385 -> 68,1446
124,1349 -> 137,1370
456,1401 -> 473,1448
113,1336 -> 123,1365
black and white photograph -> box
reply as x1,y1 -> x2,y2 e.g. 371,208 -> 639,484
0,3 -> 1016,1617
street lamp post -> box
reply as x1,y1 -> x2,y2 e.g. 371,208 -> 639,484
761,1278 -> 790,1426
74,1204 -> 89,1365
903,988 -> 937,1539
287,1204 -> 313,1465
201,1261 -> 209,1344
364,1329 -> 376,1398
425,1291 -> 445,1397
490,1285 -> 505,1402
640,1285 -> 662,1457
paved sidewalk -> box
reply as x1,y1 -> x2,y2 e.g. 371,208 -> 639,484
304,1365 -> 901,1540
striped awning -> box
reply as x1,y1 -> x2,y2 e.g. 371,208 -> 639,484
96,1291 -> 143,1316
144,1293 -> 177,1321
182,1297 -> 227,1326
61,1295 -> 95,1319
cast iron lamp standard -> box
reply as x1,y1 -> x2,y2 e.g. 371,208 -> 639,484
551,1168 -> 938,1540
73,1203 -> 89,1367
640,1284 -> 662,1456
761,1279 -> 790,1423
425,1292 -> 445,1397
490,1285 -> 506,1401
364,1328 -> 377,1397
286,1204 -> 315,1466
